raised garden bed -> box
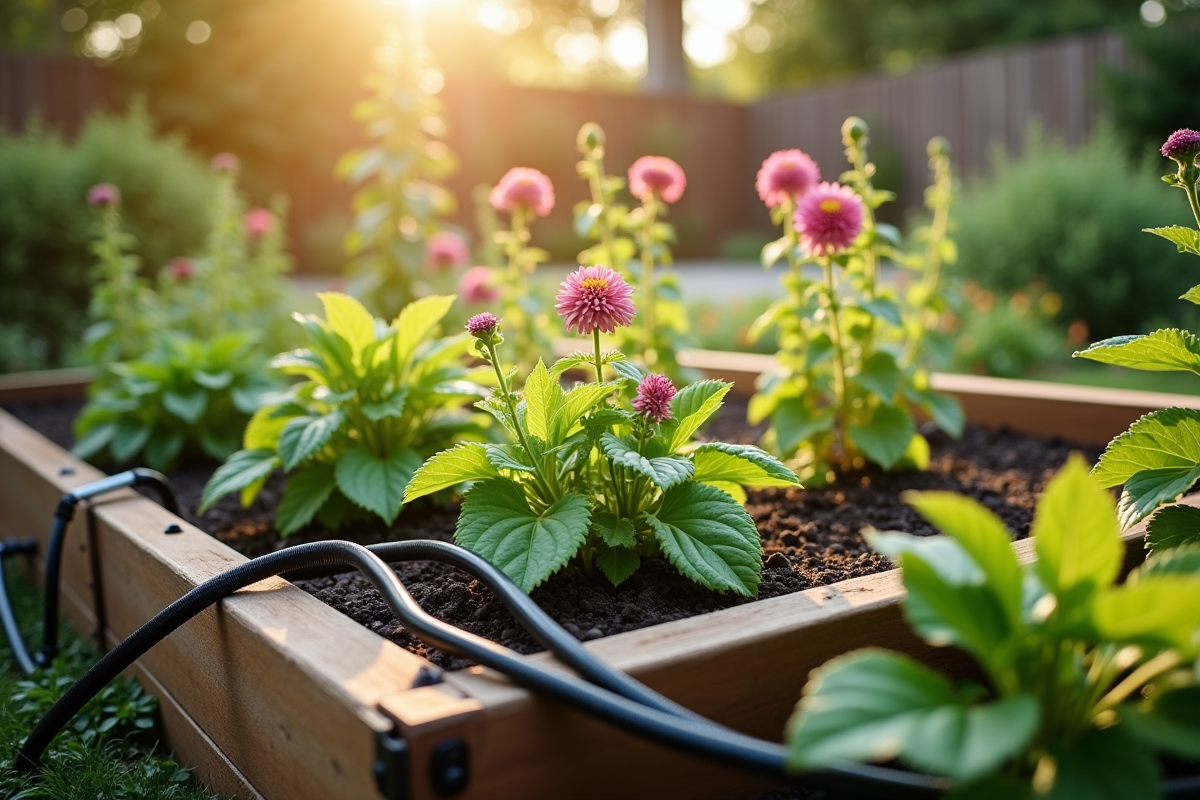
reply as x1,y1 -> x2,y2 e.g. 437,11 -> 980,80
2,357 -> 1195,800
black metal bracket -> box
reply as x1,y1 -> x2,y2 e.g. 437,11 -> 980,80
375,727 -> 411,800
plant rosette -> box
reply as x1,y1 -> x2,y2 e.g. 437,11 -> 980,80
405,271 -> 801,596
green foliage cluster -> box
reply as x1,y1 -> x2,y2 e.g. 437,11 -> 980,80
0,105 -> 214,368
405,318 -> 799,594
1074,135 -> 1200,548
490,181 -> 553,372
200,294 -> 490,536
952,284 -> 1066,379
786,456 -> 1200,798
952,128 -> 1195,340
752,120 -> 963,482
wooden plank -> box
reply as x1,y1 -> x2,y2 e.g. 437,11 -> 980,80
0,367 -> 93,401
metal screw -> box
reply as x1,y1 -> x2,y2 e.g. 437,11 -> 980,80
164,523 -> 183,534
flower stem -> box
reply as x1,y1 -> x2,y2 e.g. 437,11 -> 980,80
593,328 -> 604,383
639,197 -> 659,365
823,255 -> 851,463
1184,180 -> 1200,232
486,340 -> 554,498
1093,650 -> 1181,716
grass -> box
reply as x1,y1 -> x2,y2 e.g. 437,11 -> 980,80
0,561 -> 228,800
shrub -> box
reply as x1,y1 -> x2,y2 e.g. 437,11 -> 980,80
951,127 -> 1195,340
0,104 -> 214,366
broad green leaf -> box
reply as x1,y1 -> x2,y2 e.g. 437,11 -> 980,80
590,511 -> 636,548
1093,407 -> 1200,487
162,389 -> 207,424
1033,454 -> 1121,605
484,444 -> 536,473
553,381 -> 618,444
706,480 -> 747,504
243,406 -> 289,450
609,359 -> 646,384
457,480 -> 591,592
1047,726 -> 1159,800
1120,464 -> 1200,529
393,295 -> 455,367
860,297 -> 904,326
1119,687 -> 1200,760
691,443 -> 799,488
760,234 -> 791,268
1146,505 -> 1200,551
773,397 -> 834,455
404,443 -> 498,502
904,492 -> 1023,627
596,545 -> 640,587
276,463 -> 338,536
144,428 -> 185,471
72,422 -> 115,461
199,449 -> 279,512
1144,225 -> 1200,255
278,411 -> 345,470
666,380 -> 732,452
362,387 -> 409,422
849,404 -> 915,469
335,446 -> 422,524
522,360 -> 562,442
192,370 -> 233,390
854,351 -> 902,400
1092,576 -> 1200,652
1073,329 -> 1200,375
112,418 -> 151,464
912,387 -> 965,438
645,482 -> 761,596
320,292 -> 377,358
746,298 -> 790,344
785,649 -> 1038,783
1136,543 -> 1200,579
602,433 -> 694,490
1182,284 -> 1200,306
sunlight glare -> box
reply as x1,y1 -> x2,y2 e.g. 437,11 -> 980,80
477,1 -> 521,35
605,21 -> 647,74
554,30 -> 603,72
682,0 -> 756,68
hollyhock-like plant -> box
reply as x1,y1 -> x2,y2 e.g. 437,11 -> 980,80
405,267 -> 800,594
425,230 -> 470,271
459,265 -> 500,305
750,118 -> 963,482
1073,127 -> 1200,551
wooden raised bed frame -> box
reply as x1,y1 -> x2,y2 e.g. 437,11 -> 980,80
1,356 -> 1194,800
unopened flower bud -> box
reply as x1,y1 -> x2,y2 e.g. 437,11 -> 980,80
1161,129 -> 1200,165
577,123 -> 605,154
842,117 -> 869,145
466,312 -> 501,342
87,183 -> 120,208
927,136 -> 950,159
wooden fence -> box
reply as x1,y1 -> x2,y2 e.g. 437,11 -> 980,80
0,30 -> 1128,267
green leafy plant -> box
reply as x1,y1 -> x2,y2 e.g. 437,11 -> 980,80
1074,129 -> 1200,551
404,273 -> 800,595
786,455 -> 1200,798
200,293 -> 490,536
954,282 -> 1066,379
750,119 -> 963,483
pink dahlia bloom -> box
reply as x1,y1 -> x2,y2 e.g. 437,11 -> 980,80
459,266 -> 499,305
426,231 -> 470,271
632,373 -> 676,423
794,182 -> 865,256
555,265 -> 636,335
466,312 -> 501,337
628,156 -> 686,203
756,149 -> 820,208
168,257 -> 194,281
489,168 -> 555,217
87,183 -> 120,208
211,152 -> 240,174
244,208 -> 274,239
1162,128 -> 1200,163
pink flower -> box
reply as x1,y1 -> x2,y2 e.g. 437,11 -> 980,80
426,231 -> 470,271
756,149 -> 820,208
632,373 -> 676,423
1162,129 -> 1200,163
489,168 -> 555,217
168,257 -> 194,281
793,182 -> 865,256
87,183 -> 120,208
555,265 -> 636,335
211,152 -> 240,174
628,156 -> 686,203
459,266 -> 499,305
466,312 -> 501,337
244,208 -> 274,239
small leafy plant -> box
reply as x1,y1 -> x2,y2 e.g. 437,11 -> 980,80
1074,128 -> 1200,550
404,268 -> 800,594
750,119 -> 963,483
786,456 -> 1200,798
200,293 -> 490,536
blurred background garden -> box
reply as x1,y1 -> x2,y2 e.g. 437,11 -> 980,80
3,0 -> 1200,388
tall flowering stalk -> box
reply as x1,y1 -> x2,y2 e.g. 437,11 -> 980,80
574,123 -> 637,276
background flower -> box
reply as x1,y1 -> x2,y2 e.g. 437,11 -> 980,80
244,208 -> 274,238
425,231 -> 470,270
555,265 -> 636,334
756,149 -> 820,208
794,182 -> 865,256
87,183 -> 120,207
489,167 -> 555,217
210,152 -> 240,173
628,155 -> 686,203
459,266 -> 499,305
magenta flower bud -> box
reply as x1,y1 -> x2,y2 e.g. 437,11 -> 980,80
244,207 -> 274,238
489,167 -> 555,217
425,231 -> 470,271
169,257 -> 194,281
210,152 -> 240,174
1161,129 -> 1200,164
466,312 -> 501,338
756,149 -> 820,209
555,265 -> 636,335
459,266 -> 499,305
632,373 -> 676,423
628,156 -> 686,204
87,183 -> 120,208
793,182 -> 865,256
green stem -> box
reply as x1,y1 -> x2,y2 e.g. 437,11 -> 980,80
593,328 -> 604,384
781,201 -> 808,381
639,197 -> 659,365
1093,650 -> 1181,717
1185,181 -> 1200,232
586,155 -> 617,269
486,341 -> 554,498
823,256 -> 851,463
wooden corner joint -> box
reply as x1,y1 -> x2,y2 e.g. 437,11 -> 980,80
374,683 -> 485,800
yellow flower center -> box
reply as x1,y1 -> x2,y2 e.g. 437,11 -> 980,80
819,199 -> 843,213
581,277 -> 609,291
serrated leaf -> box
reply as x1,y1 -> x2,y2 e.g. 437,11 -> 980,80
773,397 -> 834,455
666,380 -> 732,452
854,351 -> 902,400
692,442 -> 799,488
554,381 -> 618,444
596,545 -> 640,587
850,404 -> 915,470
243,406 -> 288,450
523,360 -> 562,442
785,649 -> 1038,783
1137,543 -> 1200,579
860,297 -> 904,326
163,389 -> 207,424
1144,225 -> 1200,255
362,387 -> 409,422
1074,329 -> 1200,375
1119,464 -> 1200,530
590,511 -> 637,547
602,433 -> 694,490
276,463 -> 338,536
278,411 -> 345,471
645,482 -> 761,596
484,444 -> 536,473
1181,285 -> 1200,306
610,359 -> 647,383
393,295 -> 455,367
404,443 -> 498,502
1093,408 -> 1200,528
1145,504 -> 1200,551
200,449 -> 279,512
335,446 -> 422,524
457,480 -> 591,592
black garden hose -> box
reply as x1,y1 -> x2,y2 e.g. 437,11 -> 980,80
0,538 -> 39,675
14,540 -> 947,798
